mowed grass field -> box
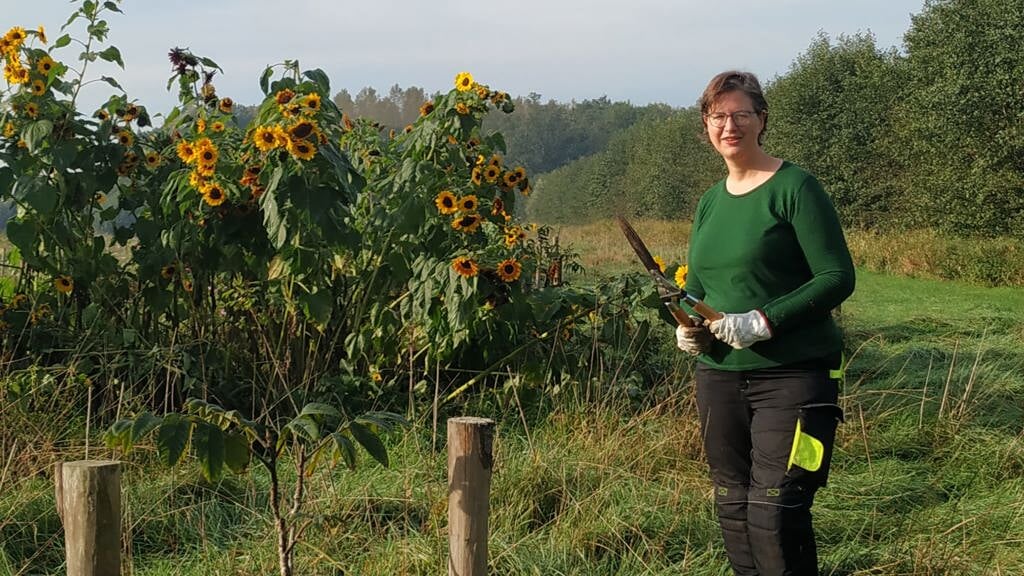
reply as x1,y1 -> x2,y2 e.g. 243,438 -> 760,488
2,222 -> 1023,575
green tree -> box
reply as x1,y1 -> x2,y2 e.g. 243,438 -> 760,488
766,32 -> 905,230
896,0 -> 1024,236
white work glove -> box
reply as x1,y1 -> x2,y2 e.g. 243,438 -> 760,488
709,310 -> 772,350
676,317 -> 712,356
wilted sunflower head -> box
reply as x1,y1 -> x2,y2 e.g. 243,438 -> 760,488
288,120 -> 316,141
420,101 -> 435,117
275,89 -> 295,105
218,97 -> 234,114
452,213 -> 482,233
54,275 -> 73,294
452,256 -> 479,277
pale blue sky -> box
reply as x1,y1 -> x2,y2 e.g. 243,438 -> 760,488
6,0 -> 924,115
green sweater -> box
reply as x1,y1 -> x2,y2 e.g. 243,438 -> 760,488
685,161 -> 855,370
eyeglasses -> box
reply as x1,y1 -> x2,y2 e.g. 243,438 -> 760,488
704,110 -> 759,128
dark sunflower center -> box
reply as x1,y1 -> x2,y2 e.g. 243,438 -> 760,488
443,197 -> 454,207
291,123 -> 314,139
503,264 -> 515,274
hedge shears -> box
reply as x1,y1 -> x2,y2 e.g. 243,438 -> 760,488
616,216 -> 722,327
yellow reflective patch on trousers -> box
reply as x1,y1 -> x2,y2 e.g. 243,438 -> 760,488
829,352 -> 846,381
787,418 -> 825,472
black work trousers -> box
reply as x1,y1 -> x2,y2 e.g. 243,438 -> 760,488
696,354 -> 842,576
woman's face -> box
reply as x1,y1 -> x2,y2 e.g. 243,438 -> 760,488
705,90 -> 764,161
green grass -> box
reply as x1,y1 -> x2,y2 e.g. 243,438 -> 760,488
3,246 -> 1024,575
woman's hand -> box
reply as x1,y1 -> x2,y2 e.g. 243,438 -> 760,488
709,310 -> 772,350
676,319 -> 713,355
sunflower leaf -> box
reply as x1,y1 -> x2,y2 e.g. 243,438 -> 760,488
98,46 -> 123,68
259,66 -> 273,96
302,68 -> 331,95
99,76 -> 123,92
348,421 -> 388,468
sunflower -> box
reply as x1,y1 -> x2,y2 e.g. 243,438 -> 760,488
253,125 -> 284,152
160,264 -> 177,280
674,264 -> 688,288
54,275 -> 73,294
117,130 -> 134,147
29,79 -> 45,96
484,165 -> 500,183
35,56 -> 55,76
455,102 -> 469,115
488,154 -> 503,168
491,91 -> 508,105
435,190 -> 458,214
287,119 -> 317,141
195,118 -> 206,133
475,84 -> 490,99
454,71 -> 474,92
122,104 -> 138,122
36,25 -> 46,44
503,171 -> 519,188
3,122 -> 14,138
24,102 -> 38,118
458,194 -> 479,213
177,140 -> 196,163
5,27 -> 26,44
342,112 -> 353,131
496,258 -> 522,282
652,256 -> 666,273
491,197 -> 505,217
504,225 -> 526,248
94,109 -> 110,121
12,67 -> 29,85
514,166 -> 526,181
210,120 -> 225,133
201,182 -> 227,206
452,256 -> 478,278
218,97 -> 233,114
12,293 -> 29,308
287,138 -> 316,161
303,93 -> 321,112
188,171 -> 206,190
452,213 -> 482,233
144,151 -> 161,170
419,101 -> 434,117
195,142 -> 218,166
275,89 -> 295,105
447,134 -> 458,145
471,166 -> 483,186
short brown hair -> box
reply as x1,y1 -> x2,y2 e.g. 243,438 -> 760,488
699,70 -> 769,144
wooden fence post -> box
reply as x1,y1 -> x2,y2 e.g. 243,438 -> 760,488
447,417 -> 495,576
56,460 -> 121,576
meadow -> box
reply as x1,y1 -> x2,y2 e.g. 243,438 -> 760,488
3,221 -> 1022,576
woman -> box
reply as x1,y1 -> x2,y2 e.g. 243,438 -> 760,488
676,71 -> 855,575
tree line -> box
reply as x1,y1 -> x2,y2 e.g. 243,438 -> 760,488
525,0 -> 1024,238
